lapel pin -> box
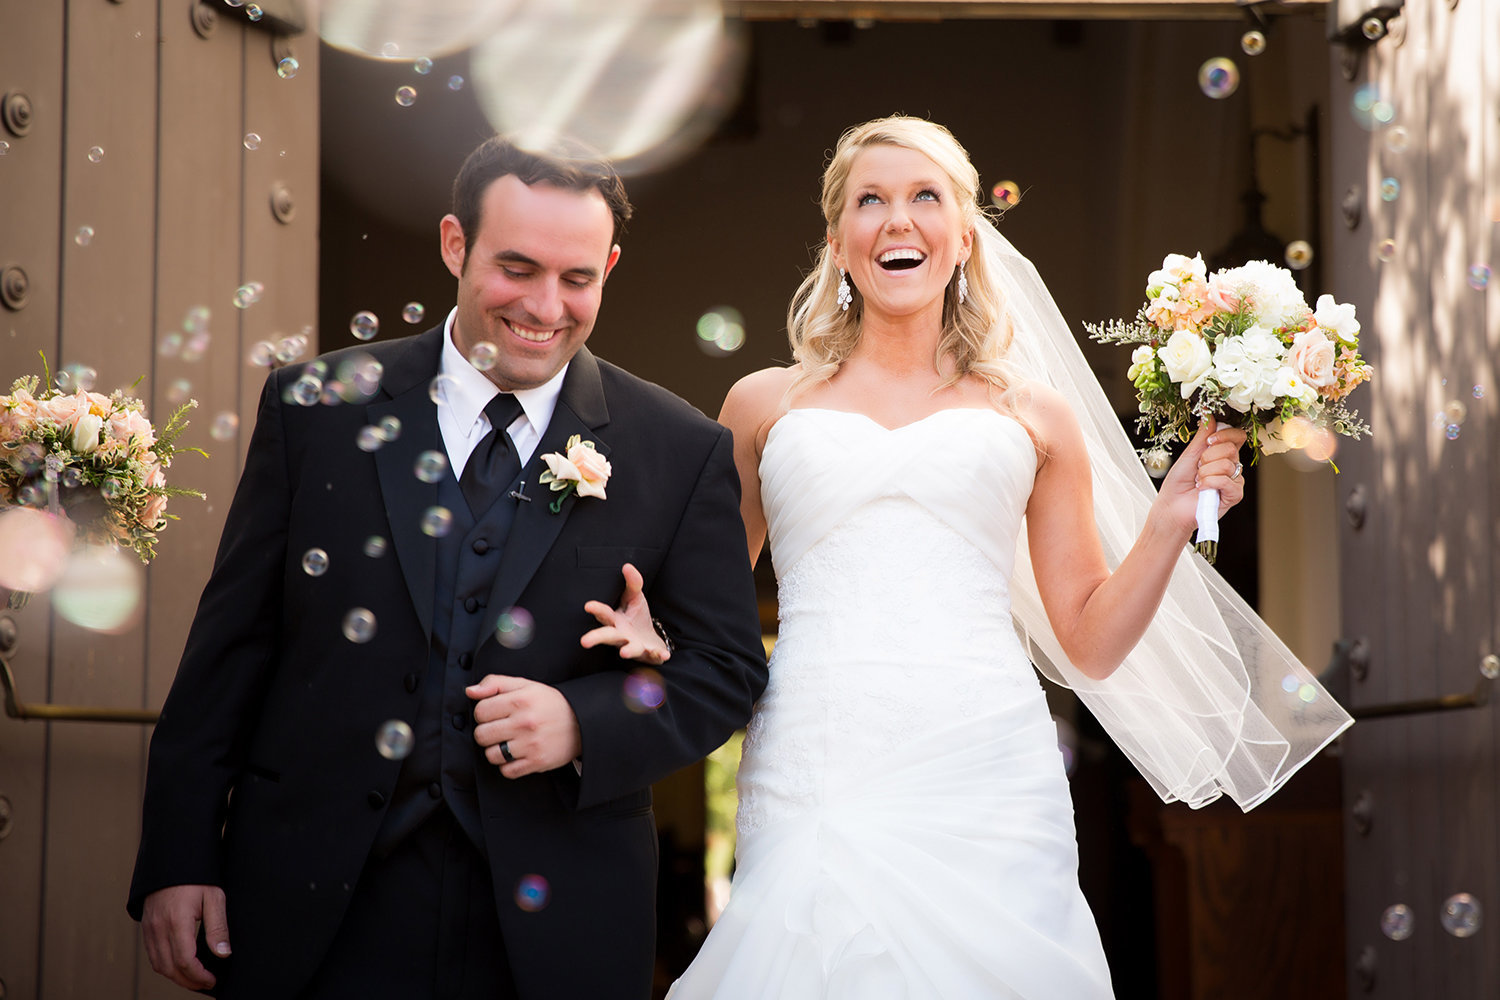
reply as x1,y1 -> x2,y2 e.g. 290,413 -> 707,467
509,480 -> 532,502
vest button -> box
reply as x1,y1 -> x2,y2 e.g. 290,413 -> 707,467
457,652 -> 473,671
451,713 -> 466,731
464,597 -> 479,613
403,672 -> 420,692
472,538 -> 490,555
367,791 -> 386,809
427,782 -> 442,799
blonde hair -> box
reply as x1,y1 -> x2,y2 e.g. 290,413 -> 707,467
787,116 -> 1019,399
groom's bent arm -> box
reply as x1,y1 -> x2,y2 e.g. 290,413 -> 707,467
557,426 -> 767,809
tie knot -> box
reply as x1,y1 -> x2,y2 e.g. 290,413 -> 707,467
483,392 -> 524,434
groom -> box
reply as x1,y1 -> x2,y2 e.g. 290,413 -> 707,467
128,136 -> 768,999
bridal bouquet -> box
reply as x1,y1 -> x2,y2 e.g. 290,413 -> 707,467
0,356 -> 205,605
1087,252 -> 1372,562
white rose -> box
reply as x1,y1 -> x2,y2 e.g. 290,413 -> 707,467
1259,417 -> 1292,456
1313,294 -> 1360,346
1157,331 -> 1214,397
71,411 -> 103,453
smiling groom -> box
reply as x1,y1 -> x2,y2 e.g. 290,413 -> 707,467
129,136 -> 768,1000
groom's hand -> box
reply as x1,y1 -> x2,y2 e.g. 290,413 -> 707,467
141,883 -> 229,990
580,562 -> 671,665
468,675 -> 583,778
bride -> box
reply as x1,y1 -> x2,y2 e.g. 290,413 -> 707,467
602,115 -> 1350,997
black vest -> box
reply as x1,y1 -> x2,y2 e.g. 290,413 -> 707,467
372,464 -> 523,857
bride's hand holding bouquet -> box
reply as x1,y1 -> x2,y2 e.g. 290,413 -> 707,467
1088,252 -> 1373,562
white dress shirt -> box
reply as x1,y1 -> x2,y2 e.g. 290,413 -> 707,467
436,307 -> 567,478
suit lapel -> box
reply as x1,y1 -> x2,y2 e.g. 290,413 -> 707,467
480,348 -> 610,645
366,328 -> 446,640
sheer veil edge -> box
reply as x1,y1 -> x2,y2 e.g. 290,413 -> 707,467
982,219 -> 1353,811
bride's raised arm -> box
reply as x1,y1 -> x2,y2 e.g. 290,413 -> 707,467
1022,382 -> 1246,680
717,367 -> 795,568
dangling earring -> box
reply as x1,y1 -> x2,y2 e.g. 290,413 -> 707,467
957,262 -> 969,306
837,269 -> 853,313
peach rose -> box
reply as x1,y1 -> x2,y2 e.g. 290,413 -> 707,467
539,434 -> 612,502
1287,329 -> 1336,389
108,407 -> 155,447
40,391 -> 89,429
139,491 -> 169,528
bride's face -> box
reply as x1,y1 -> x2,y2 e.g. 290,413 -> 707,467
829,144 -> 972,326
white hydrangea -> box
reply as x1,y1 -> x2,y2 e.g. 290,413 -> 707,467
1212,325 -> 1285,412
1313,294 -> 1361,346
1212,260 -> 1311,330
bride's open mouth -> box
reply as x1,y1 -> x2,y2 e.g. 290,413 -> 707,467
877,248 -> 926,272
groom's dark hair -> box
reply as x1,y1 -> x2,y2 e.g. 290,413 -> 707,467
451,135 -> 633,263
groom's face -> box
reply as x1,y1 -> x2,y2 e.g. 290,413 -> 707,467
440,174 -> 620,391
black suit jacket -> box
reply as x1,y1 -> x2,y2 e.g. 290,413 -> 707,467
128,329 -> 768,998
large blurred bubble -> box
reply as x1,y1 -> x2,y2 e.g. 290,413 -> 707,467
320,0 -> 522,59
470,0 -> 746,176
52,544 -> 145,633
0,508 -> 74,594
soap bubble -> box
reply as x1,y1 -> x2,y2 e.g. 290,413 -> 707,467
52,544 -> 144,633
395,85 -> 417,107
289,374 -> 323,406
1445,424 -> 1461,441
495,606 -> 535,649
468,342 -> 498,371
181,330 -> 211,362
233,283 -> 262,308
428,374 -> 458,405
243,132 -> 262,151
247,3 -> 264,21
402,302 -> 426,325
166,379 -> 194,404
356,426 -> 385,452
0,508 -> 73,593
1240,31 -> 1266,56
277,57 -> 299,79
1467,264 -> 1491,290
378,416 -> 403,440
420,506 -> 454,537
302,548 -> 330,576
1143,448 -> 1172,479
1440,893 -> 1482,937
514,874 -> 550,912
211,411 -> 240,441
319,0 -> 521,59
1481,654 -> 1499,680
1384,126 -> 1410,154
1443,399 -> 1468,426
351,310 -> 379,341
448,75 -> 465,91
74,226 -> 95,246
342,607 -> 378,643
1379,177 -> 1401,202
1197,58 -> 1239,100
414,450 -> 449,483
990,180 -> 1022,210
363,535 -> 388,558
375,719 -> 414,759
469,0 -> 748,176
87,145 -> 104,163
623,668 -> 666,713
414,57 -> 433,75
56,363 -> 98,392
276,334 -> 309,363
1284,241 -> 1314,270
1381,903 -> 1414,941
183,305 -> 211,333
1361,17 -> 1385,41
1377,239 -> 1397,262
248,341 -> 277,367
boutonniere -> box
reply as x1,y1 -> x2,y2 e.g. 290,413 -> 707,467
537,434 -> 611,514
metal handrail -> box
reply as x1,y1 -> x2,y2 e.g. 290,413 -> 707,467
0,654 -> 159,724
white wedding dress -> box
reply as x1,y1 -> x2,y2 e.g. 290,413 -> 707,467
669,406 -> 1115,999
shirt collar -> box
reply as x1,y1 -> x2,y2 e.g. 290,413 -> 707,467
439,307 -> 568,435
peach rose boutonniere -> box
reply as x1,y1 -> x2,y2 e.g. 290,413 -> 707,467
537,435 -> 611,514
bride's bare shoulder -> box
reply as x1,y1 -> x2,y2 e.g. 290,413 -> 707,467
720,366 -> 800,448
1002,380 -> 1084,467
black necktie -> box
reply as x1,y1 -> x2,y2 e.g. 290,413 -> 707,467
459,393 -> 525,514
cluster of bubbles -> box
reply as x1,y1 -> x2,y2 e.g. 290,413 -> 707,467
249,331 -> 313,368
1197,58 -> 1240,100
1433,394 -> 1471,442
1352,84 -> 1396,131
623,668 -> 665,713
695,307 -> 746,357
234,281 -> 265,309
1284,241 -> 1313,271
55,363 -> 99,393
281,353 -> 386,408
356,415 -> 403,453
1382,894 -> 1484,940
376,719 -> 415,760
514,874 -> 551,912
495,607 -> 535,649
1280,674 -> 1319,704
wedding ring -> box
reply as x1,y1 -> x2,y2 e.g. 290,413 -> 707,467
499,740 -> 516,763
1232,461 -> 1243,480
